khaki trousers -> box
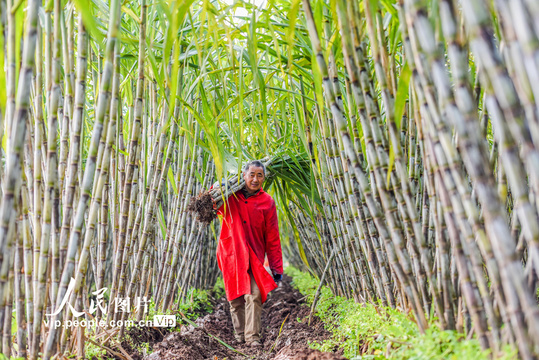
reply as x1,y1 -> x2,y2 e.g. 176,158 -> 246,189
229,274 -> 262,342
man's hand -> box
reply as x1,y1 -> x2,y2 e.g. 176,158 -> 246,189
211,180 -> 229,189
273,273 -> 282,283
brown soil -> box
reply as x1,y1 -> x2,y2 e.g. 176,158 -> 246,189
187,191 -> 217,224
119,326 -> 165,360
142,275 -> 346,360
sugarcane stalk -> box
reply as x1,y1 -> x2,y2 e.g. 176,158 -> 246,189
44,0 -> 121,357
0,0 -> 41,354
303,0 -> 428,332
308,247 -> 337,325
33,0 -> 63,350
14,200 -> 26,358
59,15 -> 86,268
108,0 -> 146,315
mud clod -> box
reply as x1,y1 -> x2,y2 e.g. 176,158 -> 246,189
143,275 -> 346,360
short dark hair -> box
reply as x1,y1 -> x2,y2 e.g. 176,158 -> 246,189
243,160 -> 266,175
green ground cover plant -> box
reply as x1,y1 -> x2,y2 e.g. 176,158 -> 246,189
287,267 -> 518,360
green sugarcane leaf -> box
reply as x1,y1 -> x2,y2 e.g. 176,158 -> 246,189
122,5 -> 141,24
387,139 -> 394,189
168,167 -> 178,195
112,145 -> 129,157
394,62 -> 411,130
311,54 -> 325,113
214,89 -> 257,123
158,204 -> 167,239
287,0 -> 301,58
379,0 -> 398,18
72,0 -> 105,42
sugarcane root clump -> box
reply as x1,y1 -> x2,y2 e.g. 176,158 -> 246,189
187,191 -> 216,224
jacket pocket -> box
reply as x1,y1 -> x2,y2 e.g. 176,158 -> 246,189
217,235 -> 234,258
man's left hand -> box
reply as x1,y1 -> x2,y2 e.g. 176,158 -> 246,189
273,273 -> 282,283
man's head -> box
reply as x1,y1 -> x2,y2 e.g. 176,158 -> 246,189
242,160 -> 266,194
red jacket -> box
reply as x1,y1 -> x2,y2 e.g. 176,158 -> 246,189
216,188 -> 283,303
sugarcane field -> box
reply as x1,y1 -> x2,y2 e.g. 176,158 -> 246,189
2,0 -> 539,358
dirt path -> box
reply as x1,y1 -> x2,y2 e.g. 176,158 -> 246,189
142,275 -> 346,360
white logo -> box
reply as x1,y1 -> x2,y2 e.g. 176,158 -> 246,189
46,277 -> 150,317
153,315 -> 176,327
44,278 -> 172,329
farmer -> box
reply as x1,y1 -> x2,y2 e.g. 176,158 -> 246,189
215,160 -> 283,347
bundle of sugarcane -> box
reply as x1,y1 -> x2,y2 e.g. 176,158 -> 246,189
187,158 -> 272,224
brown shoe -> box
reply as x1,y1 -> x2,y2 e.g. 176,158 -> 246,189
234,334 -> 245,343
247,340 -> 262,348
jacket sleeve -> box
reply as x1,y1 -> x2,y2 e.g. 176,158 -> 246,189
265,199 -> 283,275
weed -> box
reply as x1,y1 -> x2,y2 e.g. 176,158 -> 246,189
84,341 -> 107,359
287,267 -> 517,360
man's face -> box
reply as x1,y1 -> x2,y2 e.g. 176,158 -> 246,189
243,165 -> 265,194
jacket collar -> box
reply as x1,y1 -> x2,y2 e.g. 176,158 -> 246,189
241,187 -> 264,199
